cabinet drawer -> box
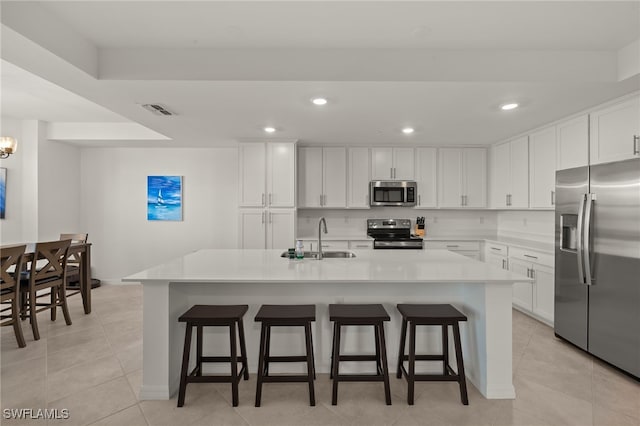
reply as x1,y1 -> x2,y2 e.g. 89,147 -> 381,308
485,242 -> 508,256
320,241 -> 349,251
425,241 -> 480,251
509,247 -> 553,267
349,240 -> 373,250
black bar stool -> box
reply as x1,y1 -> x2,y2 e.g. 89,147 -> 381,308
396,304 -> 468,405
329,304 -> 392,405
177,305 -> 249,407
254,304 -> 316,407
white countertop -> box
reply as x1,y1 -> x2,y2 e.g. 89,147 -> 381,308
123,249 -> 531,284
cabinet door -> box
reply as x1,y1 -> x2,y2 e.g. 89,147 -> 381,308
492,142 -> 510,208
371,148 -> 394,180
298,147 -> 323,208
238,143 -> 266,207
415,148 -> 437,208
347,148 -> 370,208
485,252 -> 508,270
323,147 -> 347,208
438,148 -> 463,207
529,128 -> 556,209
239,209 -> 265,249
393,148 -> 415,180
509,258 -> 533,312
557,115 -> 588,170
533,264 -> 554,324
463,148 -> 487,208
267,142 -> 296,208
510,137 -> 529,208
266,209 -> 296,250
590,95 -> 640,165
349,240 -> 373,250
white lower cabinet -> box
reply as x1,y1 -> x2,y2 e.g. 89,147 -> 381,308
239,208 -> 296,250
508,247 -> 555,325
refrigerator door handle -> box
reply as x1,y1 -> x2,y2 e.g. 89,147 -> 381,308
583,193 -> 596,285
577,193 -> 587,284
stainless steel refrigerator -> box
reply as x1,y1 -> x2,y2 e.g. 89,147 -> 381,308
555,157 -> 640,378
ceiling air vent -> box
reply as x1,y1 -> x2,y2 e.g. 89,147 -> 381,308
141,104 -> 174,116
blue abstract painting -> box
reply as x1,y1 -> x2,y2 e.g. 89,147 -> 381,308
0,168 -> 6,219
147,175 -> 182,221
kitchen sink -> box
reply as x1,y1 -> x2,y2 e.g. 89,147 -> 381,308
280,251 -> 356,259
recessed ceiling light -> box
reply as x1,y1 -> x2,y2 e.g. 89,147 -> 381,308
500,103 -> 519,111
402,127 -> 415,134
312,98 -> 328,106
263,126 -> 276,133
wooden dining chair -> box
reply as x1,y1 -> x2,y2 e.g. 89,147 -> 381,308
1,245 -> 27,348
21,239 -> 73,340
59,233 -> 88,294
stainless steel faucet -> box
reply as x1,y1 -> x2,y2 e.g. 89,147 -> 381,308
317,217 -> 328,260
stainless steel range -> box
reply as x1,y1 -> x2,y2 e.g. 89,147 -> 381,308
367,219 -> 424,249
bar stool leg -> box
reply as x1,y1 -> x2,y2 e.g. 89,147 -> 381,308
331,322 -> 341,405
229,322 -> 239,407
442,324 -> 449,376
264,325 -> 271,377
377,322 -> 392,406
304,322 -> 316,406
177,324 -> 193,407
374,325 -> 382,376
238,318 -> 250,380
407,322 -> 416,405
196,326 -> 203,376
309,322 -> 316,380
255,323 -> 267,407
453,322 -> 469,405
330,322 -> 337,379
396,317 -> 407,379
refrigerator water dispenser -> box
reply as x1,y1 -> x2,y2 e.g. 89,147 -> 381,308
560,214 -> 578,251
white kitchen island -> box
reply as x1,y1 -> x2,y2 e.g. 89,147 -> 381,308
124,249 -> 530,401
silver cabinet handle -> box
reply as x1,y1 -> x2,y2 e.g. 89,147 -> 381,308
390,167 -> 393,179
526,268 -> 531,278
551,190 -> 555,205
269,212 -> 272,223
320,194 -> 323,206
634,135 -> 640,155
394,168 -> 397,179
446,245 -> 459,248
461,195 -> 464,206
261,211 -> 265,224
262,193 -> 265,206
269,193 -> 272,206
418,195 -> 421,206
502,259 -> 506,269
531,269 -> 535,280
355,244 -> 369,248
491,247 -> 502,252
524,254 -> 538,260
505,194 -> 509,206
464,195 -> 468,206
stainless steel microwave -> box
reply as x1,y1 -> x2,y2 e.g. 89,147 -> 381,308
369,181 -> 417,207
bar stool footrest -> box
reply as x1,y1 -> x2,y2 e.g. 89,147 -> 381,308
400,354 -> 445,362
262,375 -> 311,383
338,355 -> 378,362
201,356 -> 245,363
335,374 -> 386,382
399,362 -> 459,381
265,355 -> 308,363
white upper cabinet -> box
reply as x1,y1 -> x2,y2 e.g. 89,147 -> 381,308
415,148 -> 437,208
239,141 -> 296,208
556,114 -> 588,170
438,148 -> 486,208
491,137 -> 528,209
529,127 -> 557,209
347,147 -> 370,208
371,147 -> 415,180
298,146 -> 346,208
298,147 -> 323,208
266,142 -> 296,208
590,95 -> 640,165
238,143 -> 267,207
322,147 -> 347,208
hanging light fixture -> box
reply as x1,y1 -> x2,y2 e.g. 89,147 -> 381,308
0,137 -> 17,159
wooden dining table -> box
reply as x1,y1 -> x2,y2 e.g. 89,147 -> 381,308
22,242 -> 93,314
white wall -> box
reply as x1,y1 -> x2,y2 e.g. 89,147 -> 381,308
38,138 -> 81,240
80,147 -> 238,281
0,116 -> 25,244
297,208 -> 498,239
497,210 -> 555,243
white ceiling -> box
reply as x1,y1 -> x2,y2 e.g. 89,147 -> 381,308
1,1 -> 639,147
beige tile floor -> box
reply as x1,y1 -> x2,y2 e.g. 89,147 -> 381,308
1,284 -> 639,426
